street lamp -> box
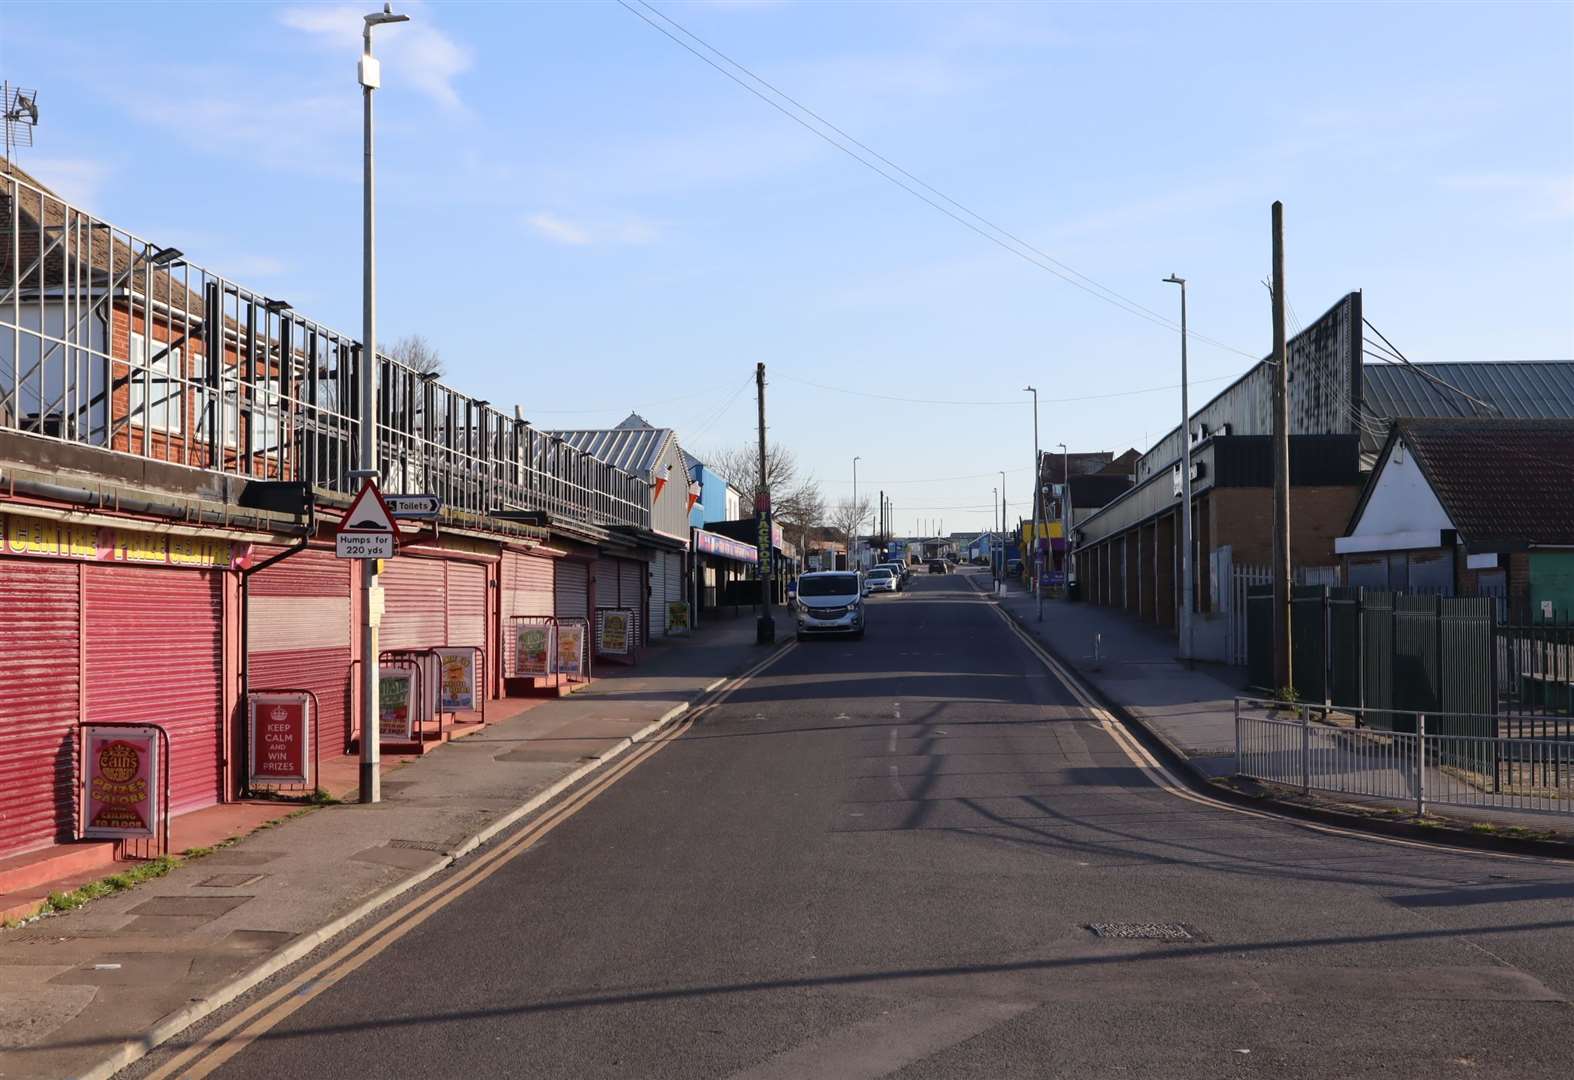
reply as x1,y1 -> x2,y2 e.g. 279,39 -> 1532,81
1025,385 -> 1042,620
999,469 -> 1007,595
356,3 -> 409,807
1057,441 -> 1070,599
1164,273 -> 1194,665
850,455 -> 861,570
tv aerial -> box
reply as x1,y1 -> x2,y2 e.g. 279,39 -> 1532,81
3,83 -> 39,165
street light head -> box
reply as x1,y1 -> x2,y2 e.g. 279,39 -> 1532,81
1163,274 -> 1185,286
366,5 -> 410,26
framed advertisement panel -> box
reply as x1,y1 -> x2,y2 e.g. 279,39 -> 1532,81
436,648 -> 478,712
379,667 -> 415,741
248,692 -> 313,787
556,622 -> 585,677
81,725 -> 162,840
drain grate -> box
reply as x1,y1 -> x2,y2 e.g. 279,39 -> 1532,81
387,839 -> 446,853
1088,922 -> 1198,942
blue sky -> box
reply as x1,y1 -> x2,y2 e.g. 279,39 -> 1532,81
3,0 -> 1570,532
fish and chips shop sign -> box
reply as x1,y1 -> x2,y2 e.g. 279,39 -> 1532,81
81,726 -> 162,839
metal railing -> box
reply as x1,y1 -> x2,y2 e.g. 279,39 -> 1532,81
1235,697 -> 1574,818
1,171 -> 648,531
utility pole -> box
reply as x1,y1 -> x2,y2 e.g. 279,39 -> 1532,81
355,3 -> 409,806
1025,386 -> 1042,619
755,362 -> 775,644
992,488 -> 1000,588
1271,201 -> 1292,691
850,455 -> 861,571
1000,470 -> 1008,595
1165,274 -> 1195,665
1058,440 -> 1070,597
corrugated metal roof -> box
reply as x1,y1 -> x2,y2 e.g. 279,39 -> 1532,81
1360,361 -> 1574,453
549,414 -> 688,483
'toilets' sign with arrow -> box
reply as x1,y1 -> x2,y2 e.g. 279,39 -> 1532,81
385,493 -> 442,519
335,480 -> 398,560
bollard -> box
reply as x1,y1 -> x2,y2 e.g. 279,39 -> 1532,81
1300,703 -> 1310,795
1415,712 -> 1427,817
1093,632 -> 1102,669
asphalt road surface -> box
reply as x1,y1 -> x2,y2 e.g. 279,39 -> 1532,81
186,570 -> 1574,1079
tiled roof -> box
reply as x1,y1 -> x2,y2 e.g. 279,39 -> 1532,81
1394,418 -> 1574,548
1360,362 -> 1574,454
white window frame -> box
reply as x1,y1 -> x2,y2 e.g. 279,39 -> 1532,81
127,331 -> 184,435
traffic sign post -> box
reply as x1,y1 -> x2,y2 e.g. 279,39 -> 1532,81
336,480 -> 399,561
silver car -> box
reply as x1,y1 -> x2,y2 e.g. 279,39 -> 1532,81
864,568 -> 898,595
795,571 -> 866,640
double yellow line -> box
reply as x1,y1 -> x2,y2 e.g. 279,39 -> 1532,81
144,641 -> 795,1080
988,602 -> 1554,864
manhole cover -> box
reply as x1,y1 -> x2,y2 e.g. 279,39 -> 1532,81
1088,922 -> 1199,942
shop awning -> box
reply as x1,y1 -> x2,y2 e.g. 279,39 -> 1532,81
693,528 -> 758,564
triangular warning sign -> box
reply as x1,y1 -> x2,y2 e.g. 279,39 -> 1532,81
338,480 -> 397,534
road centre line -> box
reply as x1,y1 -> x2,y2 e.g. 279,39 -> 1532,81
141,641 -> 798,1080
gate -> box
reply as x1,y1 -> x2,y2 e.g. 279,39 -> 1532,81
1246,585 -> 1273,691
1328,587 -> 1362,709
1290,586 -> 1328,705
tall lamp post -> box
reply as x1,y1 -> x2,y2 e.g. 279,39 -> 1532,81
1058,440 -> 1070,600
1025,385 -> 1042,620
1164,274 -> 1194,664
850,455 -> 861,570
999,469 -> 1008,595
992,486 -> 1000,588
356,2 -> 409,806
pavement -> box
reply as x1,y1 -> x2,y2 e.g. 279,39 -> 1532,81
986,574 -> 1574,837
117,570 -> 1574,1080
0,609 -> 791,1080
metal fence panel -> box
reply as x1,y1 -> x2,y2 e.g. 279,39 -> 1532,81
1361,591 -> 1395,729
1439,596 -> 1494,736
1392,594 -> 1440,728
1246,585 -> 1274,691
1328,587 -> 1362,709
1291,585 -> 1328,705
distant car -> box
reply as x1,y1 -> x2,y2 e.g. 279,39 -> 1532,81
928,559 -> 947,574
795,571 -> 865,640
875,562 -> 907,590
1006,558 -> 1023,576
864,568 -> 898,595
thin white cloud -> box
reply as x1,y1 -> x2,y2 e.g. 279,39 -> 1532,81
278,3 -> 472,110
525,212 -> 662,247
18,156 -> 111,207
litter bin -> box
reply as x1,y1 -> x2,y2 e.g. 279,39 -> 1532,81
1067,579 -> 1082,602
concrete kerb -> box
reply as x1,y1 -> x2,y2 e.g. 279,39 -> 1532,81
982,583 -> 1574,863
70,637 -> 795,1080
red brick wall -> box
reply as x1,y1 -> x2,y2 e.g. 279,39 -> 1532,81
1209,485 -> 1361,566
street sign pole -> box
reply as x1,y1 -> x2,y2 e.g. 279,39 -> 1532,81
337,479 -> 399,804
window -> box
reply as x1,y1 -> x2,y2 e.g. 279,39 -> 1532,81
127,332 -> 184,434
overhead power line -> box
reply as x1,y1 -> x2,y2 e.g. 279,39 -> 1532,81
619,0 -> 1260,362
776,370 -> 1241,407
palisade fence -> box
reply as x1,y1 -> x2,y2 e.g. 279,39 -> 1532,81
1,170 -> 650,531
1245,585 -> 1574,745
1235,698 -> 1573,818
1229,563 -> 1340,669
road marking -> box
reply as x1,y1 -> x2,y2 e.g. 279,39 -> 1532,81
723,997 -> 1034,1080
985,602 -> 1562,866
143,641 -> 798,1080
886,727 -> 898,754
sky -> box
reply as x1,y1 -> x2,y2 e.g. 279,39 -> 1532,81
3,0 -> 1570,533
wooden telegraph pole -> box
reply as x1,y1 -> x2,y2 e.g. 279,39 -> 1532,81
755,362 -> 775,644
1271,201 -> 1292,692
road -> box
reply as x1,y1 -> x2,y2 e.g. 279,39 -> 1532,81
152,570 -> 1574,1079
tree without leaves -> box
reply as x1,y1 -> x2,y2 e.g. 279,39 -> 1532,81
828,495 -> 872,548
387,333 -> 444,377
707,441 -> 826,555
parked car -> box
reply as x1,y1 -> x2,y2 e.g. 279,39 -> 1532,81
864,567 -> 898,595
928,559 -> 947,574
795,571 -> 865,640
875,562 -> 907,590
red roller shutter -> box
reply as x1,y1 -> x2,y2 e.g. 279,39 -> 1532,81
445,561 -> 487,650
86,564 -> 224,816
503,552 -> 554,672
380,556 -> 446,651
555,561 -> 589,620
0,559 -> 81,858
248,546 -> 352,760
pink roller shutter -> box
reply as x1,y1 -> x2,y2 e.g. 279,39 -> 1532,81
0,559 -> 81,858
